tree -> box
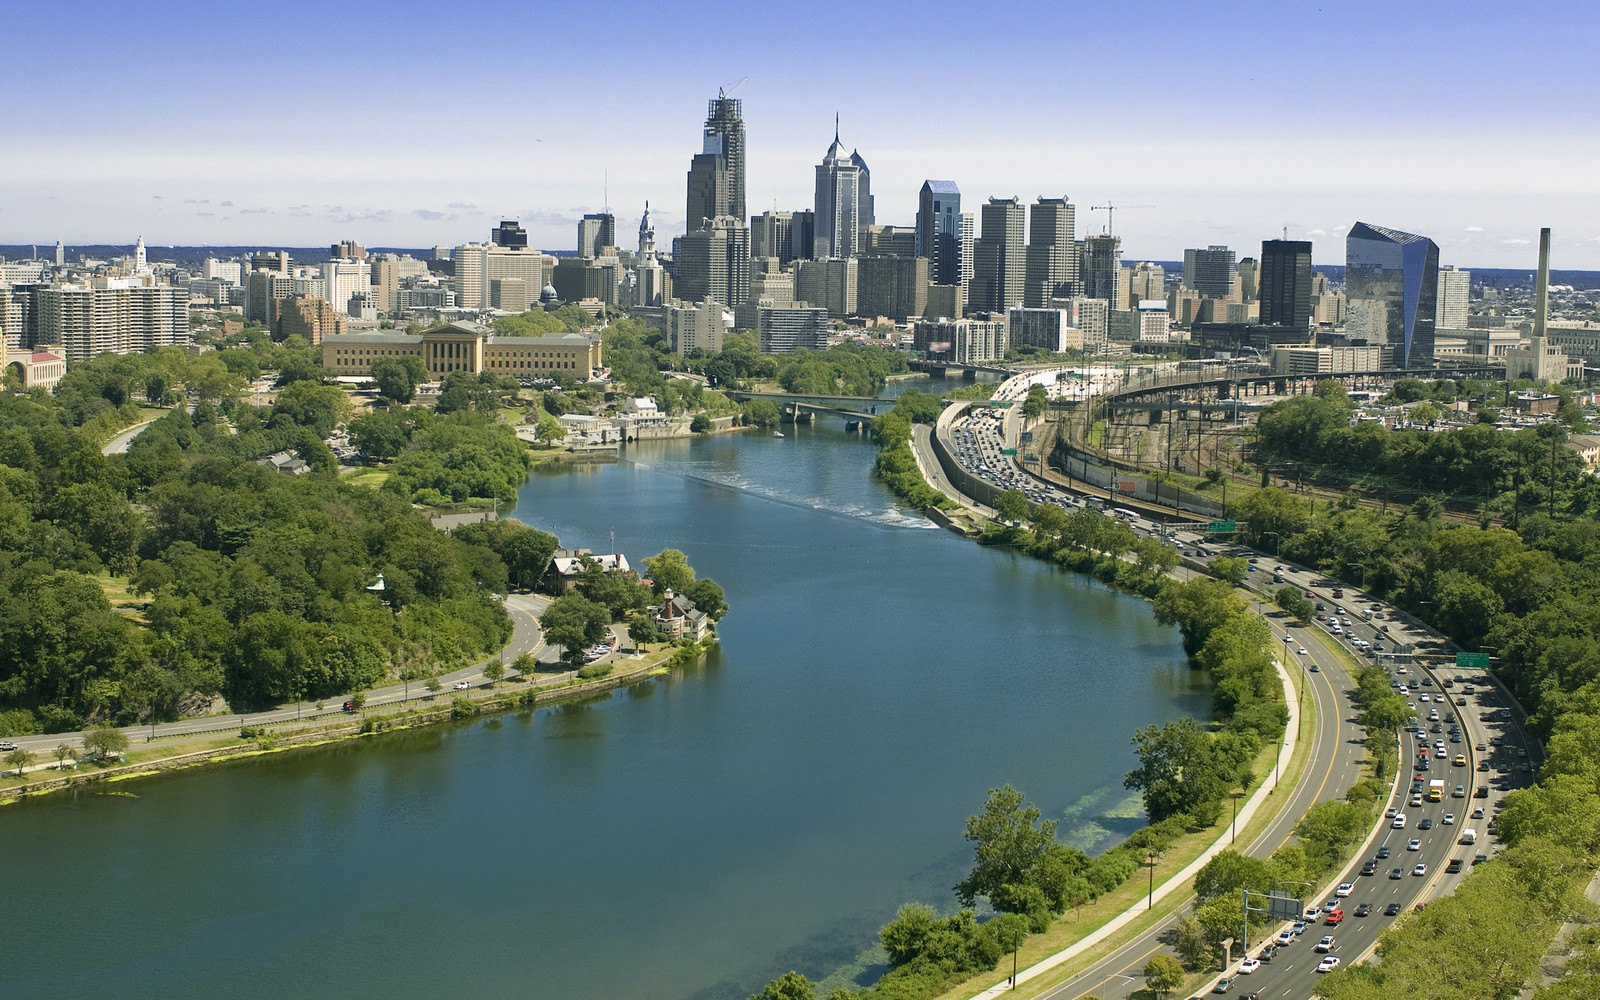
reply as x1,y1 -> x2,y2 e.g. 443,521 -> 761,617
513,652 -> 538,680
53,743 -> 72,770
482,659 -> 505,687
1173,914 -> 1214,970
628,613 -> 662,653
954,784 -> 1059,910
1209,556 -> 1248,586
5,746 -> 34,777
533,410 -> 566,444
1144,954 -> 1186,999
539,592 -> 612,666
880,902 -> 938,967
683,578 -> 727,621
1274,585 -> 1313,623
690,414 -> 712,433
82,725 -> 130,762
425,673 -> 443,696
994,489 -> 1029,523
643,549 -> 696,595
748,971 -> 815,1000
370,355 -> 427,403
1125,717 -> 1229,822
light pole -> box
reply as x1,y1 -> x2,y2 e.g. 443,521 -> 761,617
1262,531 -> 1281,560
1146,846 -> 1163,910
1231,788 -> 1245,843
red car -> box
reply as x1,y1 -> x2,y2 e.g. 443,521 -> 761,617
1324,908 -> 1344,925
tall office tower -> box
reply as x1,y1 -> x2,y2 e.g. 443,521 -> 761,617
1023,196 -> 1078,307
856,255 -> 929,322
492,220 -> 528,249
371,255 -> 400,314
916,181 -> 963,285
862,225 -> 917,258
251,250 -> 291,275
578,213 -> 616,258
814,120 -> 866,259
959,212 -> 975,287
55,241 -> 64,267
454,244 -> 489,310
1434,265 -> 1471,330
1182,246 -> 1235,297
674,216 -> 750,306
1080,234 -> 1123,305
1533,227 -> 1552,338
1236,259 -> 1259,302
1345,221 -> 1440,368
795,257 -> 858,317
133,236 -> 148,275
852,149 -> 873,228
323,257 -> 372,314
685,91 -> 745,231
1257,240 -> 1313,328
330,240 -> 366,259
751,211 -> 797,268
790,210 -> 816,262
1128,262 -> 1165,305
971,197 -> 1025,312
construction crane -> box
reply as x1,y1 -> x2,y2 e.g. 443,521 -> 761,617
1089,202 -> 1153,237
719,75 -> 748,99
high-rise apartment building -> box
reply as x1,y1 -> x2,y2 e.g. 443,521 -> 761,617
795,257 -> 858,317
1182,246 -> 1236,298
1023,197 -> 1078,307
916,181 -> 962,285
814,121 -> 866,259
1258,240 -> 1313,328
856,256 -> 929,322
453,243 -> 545,312
757,306 -> 830,355
673,216 -> 750,306
971,197 -> 1025,313
1007,307 -> 1084,353
34,283 -> 189,361
913,317 -> 1006,364
323,257 -> 372,314
1435,265 -> 1470,330
1345,221 -> 1440,368
578,213 -> 616,259
1128,262 -> 1165,305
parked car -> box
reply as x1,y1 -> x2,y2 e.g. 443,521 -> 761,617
1213,977 -> 1235,994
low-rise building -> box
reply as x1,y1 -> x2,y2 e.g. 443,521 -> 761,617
321,320 -> 603,380
649,588 -> 712,641
545,550 -> 632,593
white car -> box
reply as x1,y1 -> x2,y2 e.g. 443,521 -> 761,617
1238,958 -> 1261,974
453,681 -> 471,690
1334,881 -> 1355,897
1275,930 -> 1295,946
1442,813 -> 1456,825
1298,647 -> 1308,654
1315,934 -> 1336,953
1317,956 -> 1341,972
1408,838 -> 1422,851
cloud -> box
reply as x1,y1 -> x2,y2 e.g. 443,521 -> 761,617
197,211 -> 215,217
1463,225 -> 1484,232
447,202 -> 479,211
1502,238 -> 1532,246
240,208 -> 271,215
516,208 -> 587,227
220,200 -> 234,207
183,198 -> 209,205
1305,228 -> 1327,236
327,208 -> 395,225
151,195 -> 162,199
412,208 -> 447,221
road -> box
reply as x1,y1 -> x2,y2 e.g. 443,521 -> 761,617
3,592 -> 596,760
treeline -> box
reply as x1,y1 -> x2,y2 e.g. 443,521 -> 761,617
1254,384 -> 1589,509
871,391 -> 950,510
0,351 -> 527,734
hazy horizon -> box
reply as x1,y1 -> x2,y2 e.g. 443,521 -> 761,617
6,1 -> 1597,267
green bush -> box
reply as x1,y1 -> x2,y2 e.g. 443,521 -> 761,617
576,662 -> 614,680
450,695 -> 477,719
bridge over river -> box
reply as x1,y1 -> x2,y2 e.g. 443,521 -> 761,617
724,389 -> 888,427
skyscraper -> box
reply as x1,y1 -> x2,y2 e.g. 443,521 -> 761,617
751,211 -> 797,268
685,91 -> 745,231
1182,246 -> 1235,297
673,216 -> 749,307
1345,221 -> 1440,368
814,119 -> 865,259
1023,196 -> 1077,308
1080,234 -> 1123,305
971,197 -> 1025,313
1434,265 -> 1470,330
492,220 -> 528,249
916,181 -> 962,285
578,213 -> 615,258
1258,239 -> 1313,328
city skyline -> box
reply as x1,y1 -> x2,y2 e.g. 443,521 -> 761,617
5,0 -> 1598,267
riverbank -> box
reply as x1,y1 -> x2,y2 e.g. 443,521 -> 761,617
0,638 -> 714,806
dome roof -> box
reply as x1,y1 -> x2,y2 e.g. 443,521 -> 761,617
540,282 -> 559,302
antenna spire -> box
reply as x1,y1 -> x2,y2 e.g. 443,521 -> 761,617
834,112 -> 839,143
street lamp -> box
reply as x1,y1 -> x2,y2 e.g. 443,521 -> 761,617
1231,788 -> 1246,843
1146,846 -> 1163,910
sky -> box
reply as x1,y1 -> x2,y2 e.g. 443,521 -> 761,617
5,0 -> 1599,268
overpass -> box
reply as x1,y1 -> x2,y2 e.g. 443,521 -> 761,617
722,389 -> 883,428
908,358 -> 1016,379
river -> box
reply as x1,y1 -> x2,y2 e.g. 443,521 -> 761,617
3,393 -> 1206,1000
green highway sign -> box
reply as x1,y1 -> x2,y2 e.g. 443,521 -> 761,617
1207,520 -> 1238,533
1455,652 -> 1491,668
1000,448 -> 1018,456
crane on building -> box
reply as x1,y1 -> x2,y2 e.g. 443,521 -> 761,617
1089,202 -> 1153,237
719,76 -> 748,99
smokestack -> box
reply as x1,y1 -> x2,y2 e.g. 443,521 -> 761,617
1534,227 -> 1551,338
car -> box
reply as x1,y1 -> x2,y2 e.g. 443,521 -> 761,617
1478,760 -> 1490,771
1454,753 -> 1467,766
1317,956 -> 1342,973
1214,977 -> 1235,994
1325,908 -> 1344,925
1355,902 -> 1372,917
1457,784 -> 1469,795
1384,901 -> 1403,915
1472,806 -> 1485,818
1238,958 -> 1261,975
1474,854 -> 1490,866
1476,785 -> 1490,798
1418,817 -> 1433,830
1390,867 -> 1405,879
1446,858 -> 1464,874
1377,844 -> 1391,859
1419,693 -> 1431,703
341,700 -> 358,712
1259,944 -> 1278,962
0,741 -> 15,751
1323,897 -> 1341,912
1310,663 -> 1320,672
1413,863 -> 1428,876
1315,935 -> 1336,953
1335,881 -> 1355,897
1298,647 -> 1308,655
1283,635 -> 1293,644
1443,812 -> 1456,825
1292,920 -> 1308,936
1457,697 -> 1468,706
1275,930 -> 1295,946
453,681 -> 471,690
1304,905 -> 1321,921
1361,860 -> 1378,876
1408,838 -> 1422,851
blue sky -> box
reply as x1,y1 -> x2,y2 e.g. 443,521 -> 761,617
5,0 -> 1598,267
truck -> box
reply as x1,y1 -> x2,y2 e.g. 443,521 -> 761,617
1460,828 -> 1477,845
1428,779 -> 1445,802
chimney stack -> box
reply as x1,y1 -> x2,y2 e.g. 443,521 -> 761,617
1534,227 -> 1551,338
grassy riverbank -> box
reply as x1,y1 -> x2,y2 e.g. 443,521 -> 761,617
0,639 -> 714,806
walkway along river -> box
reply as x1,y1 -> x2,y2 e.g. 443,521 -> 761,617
3,403 -> 1209,1000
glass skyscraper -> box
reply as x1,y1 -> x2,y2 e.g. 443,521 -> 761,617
1345,222 -> 1439,368
916,180 -> 961,285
